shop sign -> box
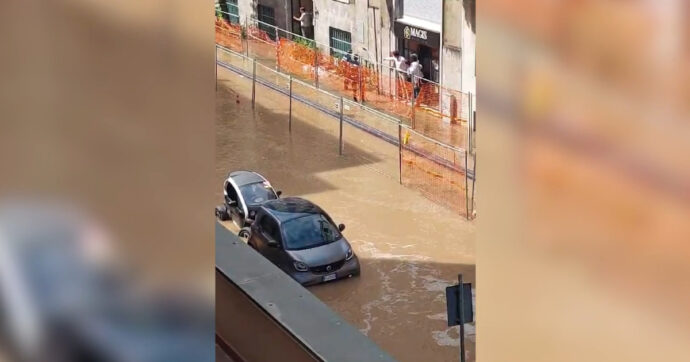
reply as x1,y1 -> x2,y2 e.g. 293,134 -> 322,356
395,21 -> 440,48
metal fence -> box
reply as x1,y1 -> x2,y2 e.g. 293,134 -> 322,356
214,15 -> 475,154
216,45 -> 476,218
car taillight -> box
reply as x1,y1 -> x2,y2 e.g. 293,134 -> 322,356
293,261 -> 308,272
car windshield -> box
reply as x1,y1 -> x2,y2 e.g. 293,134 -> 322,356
239,182 -> 277,205
282,214 -> 342,250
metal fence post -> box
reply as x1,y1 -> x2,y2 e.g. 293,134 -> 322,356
339,97 -> 344,155
244,16 -> 249,57
464,150 -> 470,220
468,92 -> 473,154
398,124 -> 403,185
471,153 -> 476,218
275,31 -> 281,72
358,66 -> 363,104
252,59 -> 256,109
314,45 -> 319,88
411,77 -> 417,129
288,75 -> 293,132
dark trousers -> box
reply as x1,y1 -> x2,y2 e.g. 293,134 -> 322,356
301,26 -> 313,39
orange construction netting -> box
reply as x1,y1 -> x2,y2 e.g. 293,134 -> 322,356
215,18 -> 243,52
401,128 -> 470,217
217,22 -> 471,149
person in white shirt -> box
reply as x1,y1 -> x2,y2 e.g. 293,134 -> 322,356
407,53 -> 424,100
383,50 -> 409,100
293,7 -> 313,39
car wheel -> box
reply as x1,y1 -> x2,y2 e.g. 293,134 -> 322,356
238,227 -> 250,240
215,205 -> 229,221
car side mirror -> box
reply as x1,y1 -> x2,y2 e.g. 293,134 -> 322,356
276,190 -> 282,197
338,223 -> 346,232
228,200 -> 237,207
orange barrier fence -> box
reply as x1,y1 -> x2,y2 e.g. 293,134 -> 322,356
215,18 -> 473,150
401,128 -> 471,217
216,44 -> 475,218
215,19 -> 243,53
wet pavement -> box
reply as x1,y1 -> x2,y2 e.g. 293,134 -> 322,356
216,66 -> 476,362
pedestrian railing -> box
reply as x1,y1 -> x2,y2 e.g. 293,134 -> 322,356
216,45 -> 476,219
215,15 -> 476,154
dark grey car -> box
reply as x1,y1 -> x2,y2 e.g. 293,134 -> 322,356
247,197 -> 360,286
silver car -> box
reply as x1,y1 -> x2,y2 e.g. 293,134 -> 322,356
246,197 -> 361,286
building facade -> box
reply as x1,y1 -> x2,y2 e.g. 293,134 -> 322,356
221,0 -> 475,96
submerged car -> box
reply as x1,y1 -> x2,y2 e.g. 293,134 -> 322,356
246,197 -> 360,286
215,171 -> 281,231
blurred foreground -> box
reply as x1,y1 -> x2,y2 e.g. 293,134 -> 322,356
479,1 -> 690,361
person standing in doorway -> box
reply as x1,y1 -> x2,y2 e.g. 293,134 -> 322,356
293,7 -> 313,39
408,53 -> 424,102
383,50 -> 409,100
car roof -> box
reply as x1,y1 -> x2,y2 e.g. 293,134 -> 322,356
261,197 -> 325,223
228,170 -> 267,187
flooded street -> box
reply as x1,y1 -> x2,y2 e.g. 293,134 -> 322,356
216,66 -> 476,361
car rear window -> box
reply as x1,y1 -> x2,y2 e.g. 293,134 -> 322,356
282,214 -> 342,250
239,182 -> 277,205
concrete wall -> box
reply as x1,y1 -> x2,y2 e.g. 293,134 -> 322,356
237,0 -> 290,30
310,0 -> 395,65
402,0 -> 442,24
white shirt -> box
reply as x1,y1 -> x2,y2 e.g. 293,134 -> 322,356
408,61 -> 423,80
384,56 -> 408,72
296,12 -> 312,27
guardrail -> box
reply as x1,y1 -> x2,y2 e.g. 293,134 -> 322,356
217,45 -> 476,218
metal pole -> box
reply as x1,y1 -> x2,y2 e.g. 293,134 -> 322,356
339,97 -> 344,155
215,47 -> 218,91
468,93 -> 473,154
314,46 -> 319,88
458,274 -> 466,362
244,16 -> 249,57
471,153 -> 476,218
465,150 -> 470,220
411,76 -> 416,129
288,75 -> 293,132
358,65 -> 363,104
398,124 -> 403,185
252,59 -> 256,109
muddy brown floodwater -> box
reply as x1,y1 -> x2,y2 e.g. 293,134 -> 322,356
216,66 -> 476,362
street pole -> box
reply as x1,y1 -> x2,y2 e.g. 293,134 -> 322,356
339,97 -> 344,155
252,59 -> 256,109
458,274 -> 466,362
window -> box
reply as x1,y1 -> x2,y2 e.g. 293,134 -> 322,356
259,215 -> 282,243
282,214 -> 342,250
216,0 -> 239,24
329,27 -> 352,58
257,4 -> 277,40
239,182 -> 277,206
225,182 -> 238,203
